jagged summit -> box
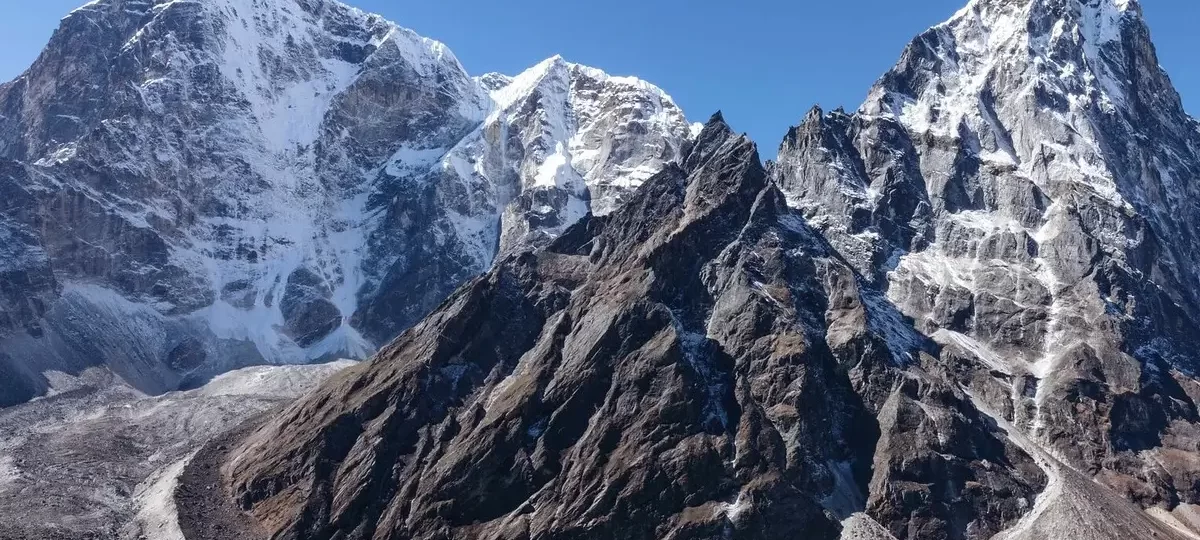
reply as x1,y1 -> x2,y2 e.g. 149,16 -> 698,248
865,0 -> 1152,133
775,0 -> 1200,535
476,72 -> 515,91
862,0 -> 1176,151
215,91 -> 1037,540
11,0 -> 487,161
487,54 -> 683,113
706,110 -> 727,123
447,51 -> 691,243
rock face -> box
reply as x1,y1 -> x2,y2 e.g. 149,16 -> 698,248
213,1 -> 1200,540
0,0 -> 691,402
776,0 -> 1200,522
222,116 -> 1048,540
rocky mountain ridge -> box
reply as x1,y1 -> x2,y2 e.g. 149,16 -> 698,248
776,0 -> 1200,514
222,113 -> 1042,540
4,0 -> 1200,539
208,0 -> 1200,539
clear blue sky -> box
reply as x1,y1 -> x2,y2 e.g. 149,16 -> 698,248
4,0 -> 1198,156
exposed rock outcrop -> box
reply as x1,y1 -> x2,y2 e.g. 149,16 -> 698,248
774,0 -> 1200,533
220,116 -> 1047,540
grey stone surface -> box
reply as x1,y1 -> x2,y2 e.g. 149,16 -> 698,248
773,0 -> 1200,534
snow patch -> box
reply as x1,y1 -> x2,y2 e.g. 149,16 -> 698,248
125,453 -> 192,540
190,359 -> 356,398
966,390 -> 1064,540
33,143 -> 78,166
821,460 -> 866,520
715,490 -> 750,521
384,145 -> 449,177
0,456 -> 18,488
534,142 -> 574,188
210,0 -> 361,155
840,513 -> 900,540
934,329 -> 1019,376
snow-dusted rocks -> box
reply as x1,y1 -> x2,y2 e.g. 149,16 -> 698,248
776,0 -> 1200,535
0,0 -> 692,401
352,54 -> 692,343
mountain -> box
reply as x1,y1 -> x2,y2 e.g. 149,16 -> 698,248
217,114 -> 1044,540
202,1 -> 1200,539
0,0 -> 691,405
776,0 -> 1200,525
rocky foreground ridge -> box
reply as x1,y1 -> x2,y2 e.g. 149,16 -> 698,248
209,0 -> 1200,539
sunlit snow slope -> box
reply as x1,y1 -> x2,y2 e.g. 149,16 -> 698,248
0,0 -> 693,403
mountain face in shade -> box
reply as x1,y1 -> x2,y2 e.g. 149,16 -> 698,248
208,1 -> 1200,540
0,0 -> 691,404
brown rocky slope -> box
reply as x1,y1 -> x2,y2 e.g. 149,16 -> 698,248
206,115 -> 1052,540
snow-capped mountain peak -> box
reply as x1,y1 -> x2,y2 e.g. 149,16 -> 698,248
489,54 -> 571,112
426,54 -> 692,262
773,1 -> 1200,533
865,0 -> 1149,139
0,0 -> 692,401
